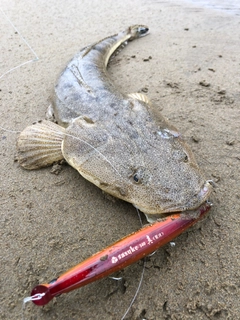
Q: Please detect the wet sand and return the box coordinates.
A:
[1,1,240,319]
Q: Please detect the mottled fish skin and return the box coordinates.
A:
[52,25,149,127]
[18,25,212,219]
[55,25,212,217]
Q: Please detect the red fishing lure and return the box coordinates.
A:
[28,201,211,306]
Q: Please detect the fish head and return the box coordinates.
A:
[127,156,212,218]
[62,108,212,219]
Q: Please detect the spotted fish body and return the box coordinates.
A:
[17,25,212,220]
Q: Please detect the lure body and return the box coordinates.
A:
[30,202,211,306]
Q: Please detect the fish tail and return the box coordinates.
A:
[17,120,65,170]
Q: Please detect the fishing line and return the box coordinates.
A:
[28,123,125,180]
[2,117,123,179]
[120,207,145,320]
[120,260,146,320]
[65,131,123,178]
[0,8,39,80]
[0,125,21,133]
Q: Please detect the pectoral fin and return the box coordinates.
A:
[128,92,151,105]
[17,120,65,170]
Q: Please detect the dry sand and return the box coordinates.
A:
[1,1,240,319]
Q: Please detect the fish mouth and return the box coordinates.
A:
[176,179,213,213]
[134,180,213,220]
[196,180,213,203]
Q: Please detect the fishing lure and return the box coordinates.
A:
[25,201,212,306]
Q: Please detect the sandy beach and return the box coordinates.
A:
[1,1,240,319]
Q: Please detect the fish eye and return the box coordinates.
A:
[138,27,149,35]
[133,173,140,183]
[130,167,147,184]
[184,154,188,162]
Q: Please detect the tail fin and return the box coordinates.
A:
[17,120,65,170]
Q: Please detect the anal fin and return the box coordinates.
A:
[17,120,65,170]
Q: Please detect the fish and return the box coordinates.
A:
[17,25,212,221]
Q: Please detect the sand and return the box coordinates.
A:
[1,1,240,319]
